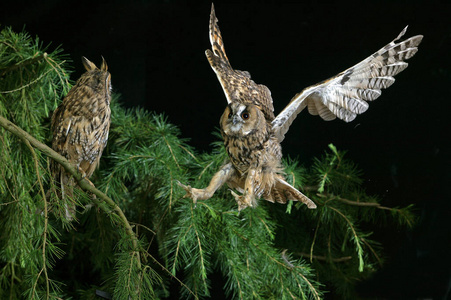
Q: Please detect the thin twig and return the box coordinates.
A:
[309,213,322,263]
[296,252,352,263]
[335,196,392,210]
[0,67,54,94]
[0,200,19,206]
[141,248,199,300]
[328,206,364,271]
[198,161,214,180]
[130,222,156,236]
[178,144,199,162]
[163,135,180,169]
[317,192,396,211]
[0,53,47,77]
[44,55,70,88]
[362,238,383,267]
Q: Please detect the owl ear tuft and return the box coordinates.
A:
[100,56,108,71]
[82,56,97,71]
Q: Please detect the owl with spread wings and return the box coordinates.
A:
[178,4,423,211]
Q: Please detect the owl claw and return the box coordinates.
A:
[177,181,202,207]
[176,181,193,199]
[76,166,87,179]
[230,190,253,211]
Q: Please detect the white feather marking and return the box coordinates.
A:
[65,119,71,136]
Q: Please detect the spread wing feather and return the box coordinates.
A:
[205,4,275,120]
[272,26,423,142]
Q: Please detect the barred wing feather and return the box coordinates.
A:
[272,26,423,142]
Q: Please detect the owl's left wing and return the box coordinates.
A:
[272,26,423,142]
[205,4,275,120]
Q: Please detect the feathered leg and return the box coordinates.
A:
[178,162,235,204]
[230,167,260,211]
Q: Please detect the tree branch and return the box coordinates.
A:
[296,252,352,263]
[0,115,141,268]
[0,52,48,77]
[318,192,393,211]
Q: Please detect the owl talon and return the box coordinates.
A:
[177,181,200,206]
[230,190,253,211]
[76,166,87,179]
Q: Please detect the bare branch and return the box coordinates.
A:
[296,252,352,263]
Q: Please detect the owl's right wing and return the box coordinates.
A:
[272,26,423,142]
[51,103,73,153]
[205,4,275,120]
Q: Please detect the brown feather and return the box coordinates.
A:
[50,56,112,220]
[179,6,421,212]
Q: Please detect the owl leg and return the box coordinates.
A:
[177,163,235,204]
[230,168,259,211]
[274,177,317,209]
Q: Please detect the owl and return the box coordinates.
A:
[51,56,112,220]
[178,4,423,211]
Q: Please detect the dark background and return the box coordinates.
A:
[1,0,450,298]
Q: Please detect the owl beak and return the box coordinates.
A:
[232,115,241,125]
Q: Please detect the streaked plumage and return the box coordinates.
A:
[179,4,422,210]
[51,56,112,220]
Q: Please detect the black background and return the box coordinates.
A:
[1,0,450,298]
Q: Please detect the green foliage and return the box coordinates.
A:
[0,26,416,299]
[0,26,72,299]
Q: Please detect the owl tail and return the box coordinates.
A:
[48,169,76,221]
[265,177,317,209]
[60,174,76,221]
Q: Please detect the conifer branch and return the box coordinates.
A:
[309,214,322,263]
[0,200,19,206]
[43,55,70,88]
[22,139,50,299]
[0,52,47,77]
[141,247,199,300]
[0,68,55,94]
[361,238,383,267]
[319,193,415,227]
[163,135,180,169]
[229,226,321,299]
[178,144,200,162]
[328,206,365,272]
[333,195,392,209]
[296,252,352,262]
[0,115,141,268]
[198,161,214,180]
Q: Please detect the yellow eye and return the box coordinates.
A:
[241,112,249,120]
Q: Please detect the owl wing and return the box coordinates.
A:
[205,4,275,121]
[272,26,423,142]
[51,103,71,153]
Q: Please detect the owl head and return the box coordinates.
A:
[220,102,266,137]
[79,56,112,101]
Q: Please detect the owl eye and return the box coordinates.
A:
[241,112,249,120]
[228,112,233,119]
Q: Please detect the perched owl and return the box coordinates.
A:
[178,5,423,211]
[51,56,112,220]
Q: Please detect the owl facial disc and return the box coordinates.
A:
[229,103,247,132]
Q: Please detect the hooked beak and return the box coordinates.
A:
[232,115,241,125]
